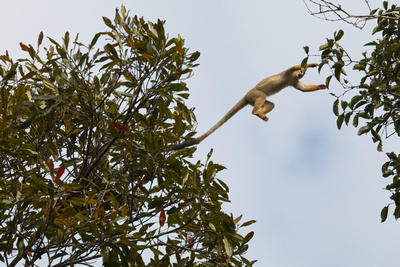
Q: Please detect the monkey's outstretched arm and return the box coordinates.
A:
[292,63,327,92]
[294,82,327,92]
[171,98,248,150]
[290,63,319,71]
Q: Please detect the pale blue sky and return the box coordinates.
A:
[2,1,399,266]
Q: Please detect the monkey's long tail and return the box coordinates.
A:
[171,98,248,150]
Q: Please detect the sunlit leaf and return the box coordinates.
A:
[121,4,126,19]
[358,125,370,135]
[223,237,232,257]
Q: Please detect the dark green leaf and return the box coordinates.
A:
[337,114,344,129]
[344,112,352,125]
[334,29,344,41]
[341,100,348,110]
[349,95,363,109]
[383,1,388,10]
[371,129,382,142]
[394,205,400,220]
[333,99,339,116]
[325,75,332,88]
[241,220,256,227]
[381,205,388,222]
[20,115,36,129]
[353,114,359,127]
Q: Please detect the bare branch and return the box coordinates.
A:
[304,0,400,29]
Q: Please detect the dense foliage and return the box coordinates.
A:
[0,6,255,266]
[311,1,400,222]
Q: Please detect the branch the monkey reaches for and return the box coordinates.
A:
[172,63,327,151]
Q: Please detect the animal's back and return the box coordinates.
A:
[253,72,292,95]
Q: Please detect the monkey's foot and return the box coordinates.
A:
[318,84,327,89]
[255,113,269,122]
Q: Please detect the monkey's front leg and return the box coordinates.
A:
[291,63,319,70]
[295,82,327,92]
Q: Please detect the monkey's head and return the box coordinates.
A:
[297,70,304,79]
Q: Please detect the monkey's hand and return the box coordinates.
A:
[318,84,327,90]
[307,63,319,68]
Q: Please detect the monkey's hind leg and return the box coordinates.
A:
[252,96,274,122]
[255,100,275,122]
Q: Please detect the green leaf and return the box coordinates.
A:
[358,125,370,135]
[371,129,382,142]
[337,114,344,129]
[325,75,332,88]
[334,29,344,41]
[354,100,368,110]
[352,114,359,127]
[104,43,118,57]
[382,166,393,177]
[20,115,36,129]
[344,112,352,126]
[223,237,233,257]
[394,205,400,220]
[300,57,308,71]
[349,95,363,109]
[42,80,58,92]
[377,141,383,152]
[333,99,339,116]
[103,16,113,28]
[341,100,348,110]
[241,220,256,227]
[383,1,388,10]
[64,32,70,50]
[243,231,254,243]
[32,95,58,100]
[334,65,342,80]
[189,51,200,61]
[89,32,102,49]
[206,149,213,161]
[381,205,388,222]
[319,43,330,51]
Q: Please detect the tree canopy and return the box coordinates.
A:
[306,0,400,222]
[0,6,255,266]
